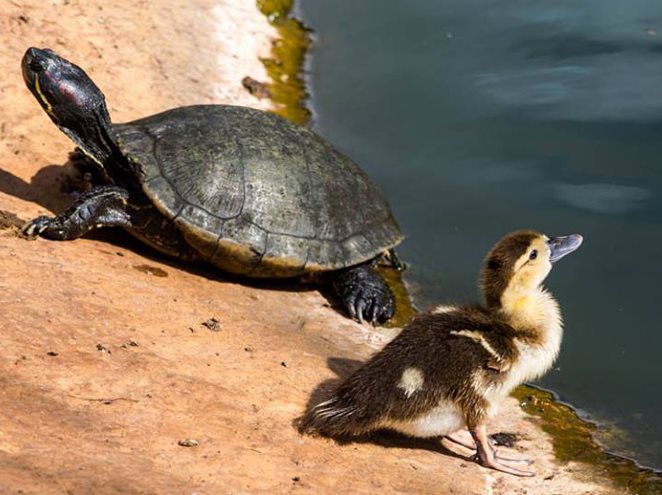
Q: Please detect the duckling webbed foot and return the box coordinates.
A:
[445,429,532,464]
[333,263,395,323]
[469,424,535,477]
[444,432,533,471]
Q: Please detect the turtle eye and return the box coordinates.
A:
[529,249,538,260]
[29,58,43,72]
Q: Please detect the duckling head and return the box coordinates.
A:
[481,230,583,309]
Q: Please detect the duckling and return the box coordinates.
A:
[298,230,583,477]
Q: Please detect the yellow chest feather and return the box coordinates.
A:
[484,288,563,408]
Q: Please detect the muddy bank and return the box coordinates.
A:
[0,1,625,493]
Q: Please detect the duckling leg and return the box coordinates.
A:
[444,429,532,464]
[469,423,535,477]
[444,429,477,450]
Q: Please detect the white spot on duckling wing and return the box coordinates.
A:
[397,367,425,398]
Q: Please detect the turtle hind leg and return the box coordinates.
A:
[333,263,396,324]
[382,248,406,271]
[23,185,132,240]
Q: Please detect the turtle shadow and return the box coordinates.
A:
[126,241,318,295]
[0,159,357,310]
[293,356,468,461]
[0,159,78,215]
[54,222,322,296]
[0,158,325,295]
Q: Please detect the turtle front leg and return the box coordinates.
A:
[23,185,132,240]
[333,263,395,324]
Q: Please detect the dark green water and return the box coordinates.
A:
[298,0,662,470]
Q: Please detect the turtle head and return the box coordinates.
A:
[22,47,115,167]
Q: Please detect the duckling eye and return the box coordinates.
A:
[529,250,538,260]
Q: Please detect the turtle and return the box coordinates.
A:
[20,47,404,323]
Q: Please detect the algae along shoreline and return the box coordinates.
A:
[257,0,311,125]
[515,385,662,494]
[293,1,662,493]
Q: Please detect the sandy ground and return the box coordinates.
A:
[0,1,622,493]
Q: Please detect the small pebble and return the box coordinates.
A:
[96,343,111,354]
[490,432,518,447]
[178,438,199,447]
[241,76,271,99]
[202,318,221,332]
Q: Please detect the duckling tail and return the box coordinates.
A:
[296,395,373,437]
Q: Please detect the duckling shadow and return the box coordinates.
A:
[347,430,462,460]
[298,357,363,410]
[295,356,466,461]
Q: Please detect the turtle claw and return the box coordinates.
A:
[22,216,52,238]
[356,299,368,323]
[333,264,396,324]
[368,301,381,323]
[345,294,358,320]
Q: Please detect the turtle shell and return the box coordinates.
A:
[112,105,402,278]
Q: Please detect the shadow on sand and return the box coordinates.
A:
[0,157,343,303]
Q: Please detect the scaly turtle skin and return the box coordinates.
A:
[21,47,404,323]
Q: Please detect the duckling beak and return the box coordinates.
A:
[548,234,583,264]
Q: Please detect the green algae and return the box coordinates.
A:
[376,265,417,328]
[256,0,311,125]
[513,385,662,494]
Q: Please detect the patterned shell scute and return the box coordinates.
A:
[113,105,402,276]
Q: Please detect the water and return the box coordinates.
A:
[298,0,662,469]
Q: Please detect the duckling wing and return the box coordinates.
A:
[447,329,512,372]
[299,309,520,437]
[420,309,519,373]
